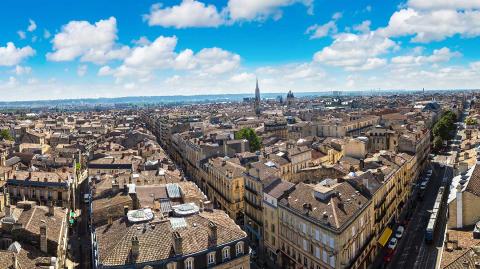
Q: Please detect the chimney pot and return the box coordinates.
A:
[209,221,218,246]
[40,220,48,253]
[173,231,183,255]
[131,236,139,259]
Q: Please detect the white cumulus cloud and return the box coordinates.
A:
[47,17,130,64]
[227,0,313,22]
[145,0,224,28]
[0,42,35,66]
[382,8,480,42]
[313,31,397,71]
[407,0,480,10]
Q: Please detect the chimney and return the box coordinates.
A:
[199,200,204,212]
[363,177,369,190]
[5,205,10,217]
[112,180,119,193]
[131,236,139,259]
[359,159,365,171]
[107,214,113,225]
[173,231,183,255]
[204,201,213,211]
[209,221,217,246]
[12,254,18,269]
[40,220,48,253]
[48,201,55,216]
[124,206,129,216]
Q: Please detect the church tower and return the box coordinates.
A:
[254,78,261,116]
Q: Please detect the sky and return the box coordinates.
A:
[1,0,480,101]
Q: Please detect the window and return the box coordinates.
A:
[329,238,335,248]
[236,242,244,255]
[315,229,320,241]
[222,247,230,261]
[166,262,177,269]
[185,258,194,269]
[329,255,335,267]
[303,239,308,251]
[315,246,320,259]
[207,252,216,265]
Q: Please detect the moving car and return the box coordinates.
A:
[420,181,428,190]
[84,193,90,204]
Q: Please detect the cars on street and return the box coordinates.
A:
[395,226,405,239]
[420,181,428,190]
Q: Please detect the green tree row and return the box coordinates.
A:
[432,110,457,150]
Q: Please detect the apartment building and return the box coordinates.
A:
[243,161,281,258]
[6,170,72,207]
[93,208,250,269]
[277,180,373,269]
[262,179,295,266]
[201,157,246,223]
[315,116,380,138]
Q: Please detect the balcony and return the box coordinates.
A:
[244,210,262,227]
[245,184,258,195]
[245,197,262,211]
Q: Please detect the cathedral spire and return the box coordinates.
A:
[254,78,260,116]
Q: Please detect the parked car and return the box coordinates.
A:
[384,251,394,263]
[395,226,405,239]
[388,238,398,251]
[420,181,428,190]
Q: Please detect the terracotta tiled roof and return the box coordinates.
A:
[95,210,246,266]
[466,165,480,197]
[280,182,369,230]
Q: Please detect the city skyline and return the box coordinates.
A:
[1,0,480,101]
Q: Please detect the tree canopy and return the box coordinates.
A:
[432,110,457,152]
[433,136,443,150]
[433,110,457,141]
[235,127,261,152]
[0,129,13,141]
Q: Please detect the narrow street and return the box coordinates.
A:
[383,114,462,269]
[386,160,452,269]
[66,171,91,269]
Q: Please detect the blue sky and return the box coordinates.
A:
[1,0,480,101]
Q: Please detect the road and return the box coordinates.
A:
[385,149,456,269]
[66,172,91,269]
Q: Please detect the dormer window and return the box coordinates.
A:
[185,257,194,269]
[236,242,244,255]
[207,251,216,265]
[222,246,230,261]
